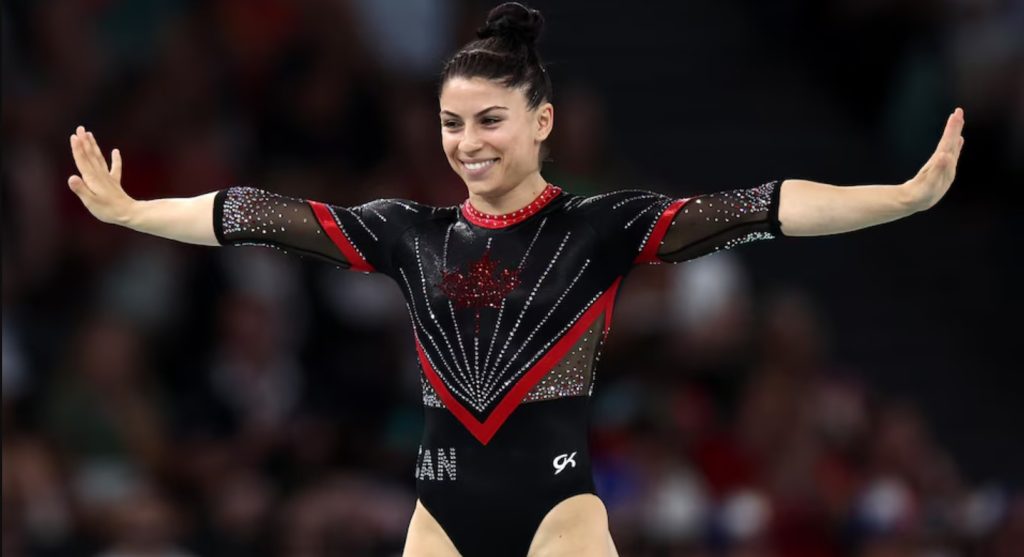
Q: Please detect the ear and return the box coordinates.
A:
[535,102,554,143]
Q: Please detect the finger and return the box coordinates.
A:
[68,174,95,196]
[76,126,92,154]
[70,134,93,173]
[76,126,100,163]
[949,109,964,142]
[85,131,100,158]
[938,112,961,154]
[70,133,103,177]
[110,148,122,182]
[953,108,965,160]
[86,132,109,168]
[80,128,111,176]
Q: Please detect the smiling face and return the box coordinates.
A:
[439,77,553,199]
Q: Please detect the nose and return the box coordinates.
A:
[459,125,483,153]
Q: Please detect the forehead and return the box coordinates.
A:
[439,77,527,114]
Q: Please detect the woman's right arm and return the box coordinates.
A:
[68,126,426,275]
[123,193,219,246]
[68,126,218,246]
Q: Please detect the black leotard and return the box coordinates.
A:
[213,180,786,556]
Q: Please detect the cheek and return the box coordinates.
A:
[441,134,458,157]
[504,130,533,167]
[492,128,524,159]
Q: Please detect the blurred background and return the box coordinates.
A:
[3,0,1022,555]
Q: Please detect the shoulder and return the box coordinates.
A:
[561,189,675,231]
[562,188,673,214]
[341,198,457,226]
[560,188,681,251]
[307,197,456,247]
[352,198,432,216]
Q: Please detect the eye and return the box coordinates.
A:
[481,117,501,125]
[441,120,461,129]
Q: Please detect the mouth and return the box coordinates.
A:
[460,158,500,176]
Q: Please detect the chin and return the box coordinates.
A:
[464,178,505,196]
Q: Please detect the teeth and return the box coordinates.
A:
[465,159,497,170]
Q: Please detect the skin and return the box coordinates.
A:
[904,107,966,212]
[403,75,618,556]
[777,108,966,237]
[66,76,965,557]
[404,495,619,557]
[439,76,554,216]
[65,105,964,244]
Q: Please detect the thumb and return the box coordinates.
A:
[110,148,122,182]
[68,174,93,196]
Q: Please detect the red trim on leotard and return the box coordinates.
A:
[416,276,624,445]
[633,198,689,265]
[602,276,622,337]
[461,184,562,229]
[308,201,375,273]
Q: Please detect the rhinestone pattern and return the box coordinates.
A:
[216,187,442,272]
[521,316,604,403]
[438,247,522,335]
[422,375,445,408]
[219,186,352,265]
[223,186,301,237]
[657,180,782,262]
[461,184,562,228]
[215,181,785,439]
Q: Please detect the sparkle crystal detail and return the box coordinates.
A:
[422,375,445,408]
[223,186,286,236]
[655,180,779,260]
[438,247,521,334]
[462,184,562,228]
[216,182,785,443]
[521,316,603,403]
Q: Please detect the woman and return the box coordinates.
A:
[67,3,964,556]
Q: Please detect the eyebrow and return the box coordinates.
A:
[439,106,509,118]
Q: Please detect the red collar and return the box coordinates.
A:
[461,184,562,229]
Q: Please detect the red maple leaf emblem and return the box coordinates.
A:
[438,248,521,333]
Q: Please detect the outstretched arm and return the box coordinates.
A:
[68,125,424,274]
[68,125,219,246]
[778,108,965,237]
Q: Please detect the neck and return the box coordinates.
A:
[467,172,548,215]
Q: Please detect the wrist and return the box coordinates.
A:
[117,198,142,227]
[896,180,924,214]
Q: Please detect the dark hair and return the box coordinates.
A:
[440,2,552,111]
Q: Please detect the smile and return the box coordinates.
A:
[462,158,499,170]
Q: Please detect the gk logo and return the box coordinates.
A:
[553,451,577,475]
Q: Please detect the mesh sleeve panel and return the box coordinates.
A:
[213,186,427,274]
[655,179,785,263]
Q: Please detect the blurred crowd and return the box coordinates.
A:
[3,0,1021,556]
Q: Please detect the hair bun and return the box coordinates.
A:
[477,2,544,46]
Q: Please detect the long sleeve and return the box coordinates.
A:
[579,180,785,275]
[653,179,785,263]
[213,186,427,275]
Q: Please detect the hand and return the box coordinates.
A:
[68,125,135,224]
[902,108,965,212]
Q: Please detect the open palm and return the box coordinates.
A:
[68,125,133,224]
[905,108,965,212]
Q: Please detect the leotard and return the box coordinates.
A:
[213,179,786,556]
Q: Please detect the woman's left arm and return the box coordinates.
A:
[779,108,965,237]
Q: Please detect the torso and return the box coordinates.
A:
[401,186,632,556]
[217,180,786,556]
